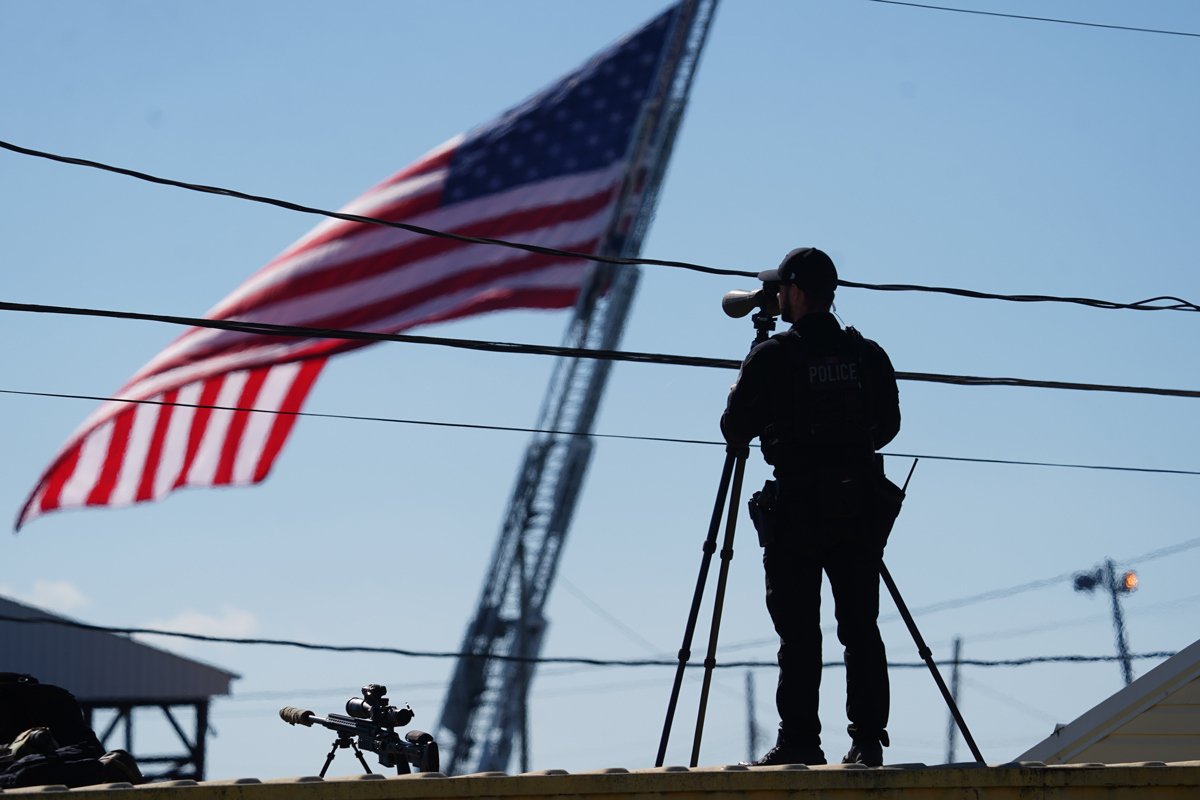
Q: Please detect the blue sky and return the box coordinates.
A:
[2,0,1198,776]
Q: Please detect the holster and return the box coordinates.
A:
[865,472,905,546]
[748,480,780,548]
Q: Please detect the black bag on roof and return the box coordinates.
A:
[0,673,103,754]
[0,673,138,788]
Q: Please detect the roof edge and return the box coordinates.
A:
[1017,637,1200,763]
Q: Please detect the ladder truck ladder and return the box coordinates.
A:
[436,1,718,774]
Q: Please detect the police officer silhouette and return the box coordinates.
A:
[722,247,900,767]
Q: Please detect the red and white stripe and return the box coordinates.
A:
[18,137,629,529]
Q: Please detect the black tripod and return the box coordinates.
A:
[654,316,985,767]
[654,311,774,769]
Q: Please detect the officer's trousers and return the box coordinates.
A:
[762,514,889,748]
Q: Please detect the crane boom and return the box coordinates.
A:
[436,0,718,774]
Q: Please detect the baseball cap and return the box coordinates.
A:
[757,247,838,292]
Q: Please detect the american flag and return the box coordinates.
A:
[17,4,682,530]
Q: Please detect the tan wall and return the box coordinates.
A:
[1072,676,1200,763]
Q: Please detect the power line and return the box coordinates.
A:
[0,613,1175,671]
[1118,536,1200,568]
[0,388,719,448]
[0,139,745,278]
[958,675,1058,725]
[219,675,675,718]
[906,536,1200,618]
[883,450,1200,477]
[9,535,1196,667]
[2,138,1196,314]
[742,653,1179,669]
[950,590,1200,647]
[223,671,686,709]
[719,535,1200,653]
[903,571,1079,617]
[903,535,1200,618]
[942,613,1107,647]
[838,279,1197,313]
[5,386,1199,477]
[720,575,1079,654]
[896,370,1200,400]
[5,300,1200,399]
[0,299,738,368]
[559,577,662,655]
[863,0,1200,39]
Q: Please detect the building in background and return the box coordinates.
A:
[1019,639,1200,764]
[1,596,236,780]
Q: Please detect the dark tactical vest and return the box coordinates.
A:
[763,326,876,479]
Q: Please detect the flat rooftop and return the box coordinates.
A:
[3,761,1199,799]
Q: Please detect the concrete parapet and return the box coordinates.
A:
[3,762,1200,799]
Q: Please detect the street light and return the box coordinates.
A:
[1122,571,1139,593]
[1074,559,1138,686]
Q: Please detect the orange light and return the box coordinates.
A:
[1123,571,1139,592]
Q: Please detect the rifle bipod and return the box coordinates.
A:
[320,735,373,778]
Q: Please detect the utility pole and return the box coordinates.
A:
[745,670,759,763]
[1074,558,1138,686]
[945,636,962,763]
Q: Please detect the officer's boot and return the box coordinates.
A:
[841,727,888,767]
[744,731,826,767]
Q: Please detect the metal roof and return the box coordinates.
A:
[0,595,237,702]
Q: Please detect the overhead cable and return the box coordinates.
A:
[882,450,1199,477]
[559,577,662,655]
[863,0,1200,39]
[910,535,1200,617]
[4,386,1199,477]
[4,300,1199,400]
[0,299,736,369]
[0,140,745,278]
[0,614,1175,670]
[0,388,718,447]
[957,675,1059,724]
[903,571,1080,617]
[838,279,1197,313]
[954,590,1200,647]
[2,139,1196,314]
[897,371,1200,399]
[721,534,1200,653]
[1118,535,1200,567]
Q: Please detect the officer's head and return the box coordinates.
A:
[758,247,838,323]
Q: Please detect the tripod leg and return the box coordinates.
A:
[880,562,986,764]
[655,447,741,767]
[690,450,748,767]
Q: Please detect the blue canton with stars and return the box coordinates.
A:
[444,5,680,205]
